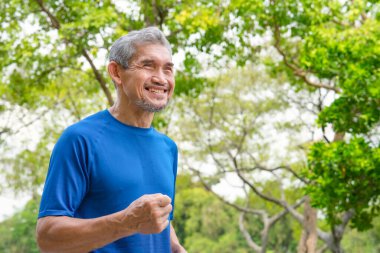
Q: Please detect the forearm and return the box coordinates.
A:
[36,211,134,253]
[170,224,186,253]
[37,194,172,253]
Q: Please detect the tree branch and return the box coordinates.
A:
[33,0,114,106]
[81,49,114,105]
[239,212,262,253]
[232,152,303,224]
[228,150,306,224]
[189,166,266,215]
[268,197,305,226]
[238,164,309,185]
[332,209,355,242]
[35,0,60,29]
[270,10,341,93]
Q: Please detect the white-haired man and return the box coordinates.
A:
[36,27,186,253]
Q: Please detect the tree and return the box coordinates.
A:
[171,66,315,252]
[173,174,250,253]
[172,60,379,252]
[262,1,380,251]
[223,1,380,251]
[173,173,300,253]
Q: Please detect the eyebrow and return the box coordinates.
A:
[136,59,153,65]
[139,59,174,67]
[165,62,174,68]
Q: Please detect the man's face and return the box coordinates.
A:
[118,43,175,112]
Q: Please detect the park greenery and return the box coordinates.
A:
[0,0,379,252]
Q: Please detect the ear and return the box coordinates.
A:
[108,61,122,87]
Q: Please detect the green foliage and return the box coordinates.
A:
[172,174,249,253]
[305,137,380,230]
[0,197,40,253]
[265,0,380,235]
[266,0,380,134]
[342,215,380,252]
[1,0,117,109]
[173,174,302,252]
[173,66,310,251]
[174,65,291,161]
[174,71,209,98]
[1,0,239,195]
[307,19,380,134]
[173,174,306,253]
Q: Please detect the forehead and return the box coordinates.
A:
[131,43,172,63]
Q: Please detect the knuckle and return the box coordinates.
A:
[152,193,161,199]
[141,200,152,209]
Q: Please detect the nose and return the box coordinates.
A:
[151,71,167,85]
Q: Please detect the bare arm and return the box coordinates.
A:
[170,223,187,253]
[36,194,172,253]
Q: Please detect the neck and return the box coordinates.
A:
[109,100,154,128]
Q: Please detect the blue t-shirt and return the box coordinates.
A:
[38,110,178,252]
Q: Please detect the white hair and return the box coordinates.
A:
[108,27,172,69]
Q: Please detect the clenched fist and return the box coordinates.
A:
[118,194,172,235]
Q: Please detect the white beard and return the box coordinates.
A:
[134,98,170,112]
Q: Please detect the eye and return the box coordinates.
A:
[164,66,174,74]
[143,63,153,68]
[139,60,155,69]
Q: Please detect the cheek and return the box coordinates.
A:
[169,80,175,95]
[122,77,146,97]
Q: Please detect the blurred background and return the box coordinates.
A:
[0,0,379,252]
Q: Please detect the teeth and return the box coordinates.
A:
[149,88,165,94]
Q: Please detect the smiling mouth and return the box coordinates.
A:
[145,87,167,94]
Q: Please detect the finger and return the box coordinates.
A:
[146,194,171,204]
[150,204,173,217]
[157,195,171,207]
[165,203,173,214]
[151,204,172,221]
[155,212,171,224]
[157,204,172,217]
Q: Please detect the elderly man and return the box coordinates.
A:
[36,27,186,253]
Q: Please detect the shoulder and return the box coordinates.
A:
[59,110,108,144]
[152,129,178,152]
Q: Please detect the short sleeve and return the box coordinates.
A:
[38,128,90,218]
[169,141,178,220]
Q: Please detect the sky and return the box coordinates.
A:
[0,194,29,221]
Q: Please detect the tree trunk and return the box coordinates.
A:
[297,196,317,253]
[328,225,346,253]
[330,244,345,253]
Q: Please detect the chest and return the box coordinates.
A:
[88,135,175,204]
